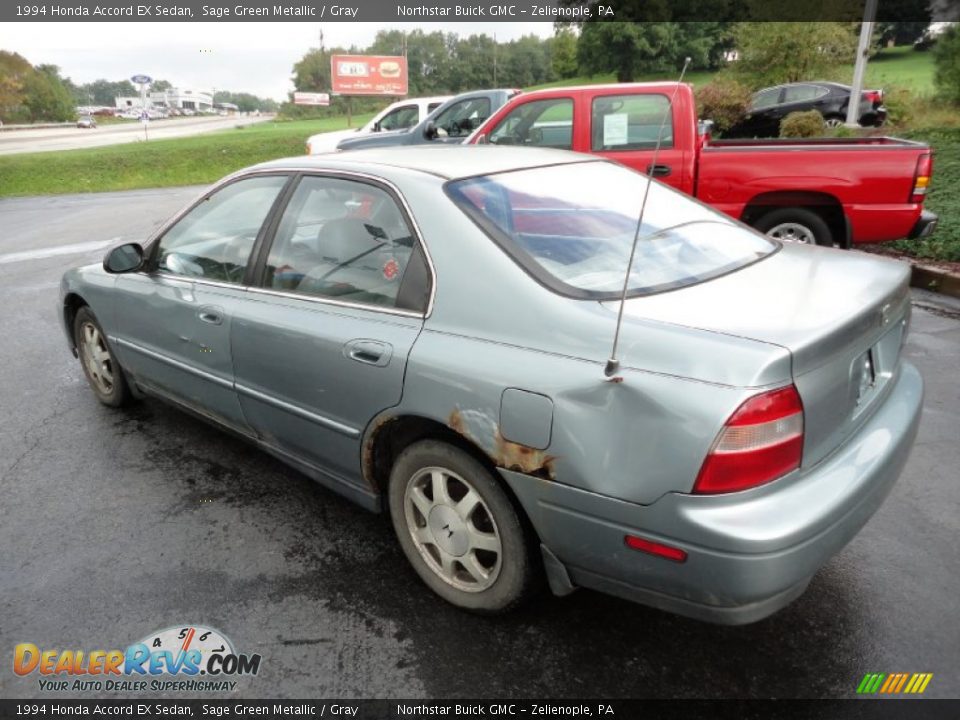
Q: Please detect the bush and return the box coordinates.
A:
[695,77,752,133]
[880,86,915,129]
[780,110,825,138]
[933,25,960,104]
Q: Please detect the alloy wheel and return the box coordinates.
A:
[80,322,115,395]
[403,466,503,592]
[766,222,816,244]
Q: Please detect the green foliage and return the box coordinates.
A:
[779,110,826,138]
[22,65,75,122]
[732,22,858,86]
[577,22,730,82]
[695,77,752,132]
[933,24,960,104]
[550,28,579,79]
[880,85,915,127]
[893,128,960,261]
[0,51,34,122]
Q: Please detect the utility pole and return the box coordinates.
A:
[846,0,878,127]
[493,33,498,87]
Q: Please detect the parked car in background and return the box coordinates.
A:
[61,146,922,623]
[336,89,520,152]
[306,96,451,155]
[724,82,887,138]
[76,116,97,129]
[470,82,934,247]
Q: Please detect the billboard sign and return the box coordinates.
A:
[330,55,408,96]
[293,92,331,106]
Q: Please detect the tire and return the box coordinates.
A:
[73,306,132,407]
[388,439,540,614]
[823,115,845,129]
[754,207,833,247]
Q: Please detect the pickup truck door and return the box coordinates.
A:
[581,89,690,192]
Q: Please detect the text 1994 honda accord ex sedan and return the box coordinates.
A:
[60,146,923,624]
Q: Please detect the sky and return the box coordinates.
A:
[1,22,555,101]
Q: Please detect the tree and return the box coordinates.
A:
[151,79,173,92]
[731,22,858,87]
[23,64,76,121]
[577,22,730,82]
[934,24,960,104]
[0,51,34,122]
[549,27,579,79]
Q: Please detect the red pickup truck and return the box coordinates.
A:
[469,83,937,247]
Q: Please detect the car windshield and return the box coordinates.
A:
[445,161,775,299]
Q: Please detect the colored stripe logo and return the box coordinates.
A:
[857,673,933,694]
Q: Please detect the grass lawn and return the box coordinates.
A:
[0,115,373,198]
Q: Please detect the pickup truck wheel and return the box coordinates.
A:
[755,208,832,246]
[824,115,845,129]
[388,440,539,614]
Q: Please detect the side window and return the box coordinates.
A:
[752,88,782,110]
[155,175,287,284]
[782,84,829,104]
[427,102,444,113]
[592,94,673,151]
[379,105,419,131]
[432,97,492,138]
[489,98,573,149]
[263,176,428,311]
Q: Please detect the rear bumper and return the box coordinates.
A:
[502,361,923,625]
[908,209,939,239]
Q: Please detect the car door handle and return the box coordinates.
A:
[198,305,224,325]
[646,164,672,177]
[343,339,392,367]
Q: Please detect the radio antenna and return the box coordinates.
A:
[604,57,692,379]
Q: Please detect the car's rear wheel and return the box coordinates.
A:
[755,208,833,247]
[388,439,540,613]
[823,115,845,129]
[74,306,131,407]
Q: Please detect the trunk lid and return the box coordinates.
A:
[609,244,911,468]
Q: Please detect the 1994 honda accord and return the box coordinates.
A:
[60,146,923,623]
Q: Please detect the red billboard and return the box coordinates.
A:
[330,55,408,96]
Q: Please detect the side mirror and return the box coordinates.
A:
[103,243,144,274]
[698,119,716,137]
[423,121,439,141]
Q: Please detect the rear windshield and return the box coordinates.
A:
[445,161,775,299]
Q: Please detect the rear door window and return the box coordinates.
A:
[591,94,673,151]
[261,175,429,312]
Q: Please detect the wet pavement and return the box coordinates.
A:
[1,188,958,700]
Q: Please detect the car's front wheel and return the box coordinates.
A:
[74,306,132,407]
[388,440,540,613]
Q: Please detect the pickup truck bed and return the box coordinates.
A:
[471,83,936,247]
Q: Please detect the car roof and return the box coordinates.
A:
[519,81,687,98]
[251,145,598,181]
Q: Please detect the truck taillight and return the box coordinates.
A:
[694,385,804,494]
[864,89,883,106]
[911,153,933,204]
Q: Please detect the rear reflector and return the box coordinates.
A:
[625,535,687,563]
[694,385,804,494]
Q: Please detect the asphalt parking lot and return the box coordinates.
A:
[1,187,958,700]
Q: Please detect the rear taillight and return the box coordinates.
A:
[911,153,933,203]
[863,88,883,107]
[694,385,804,494]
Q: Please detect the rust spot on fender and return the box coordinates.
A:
[362,415,395,490]
[495,431,556,481]
[447,408,556,481]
